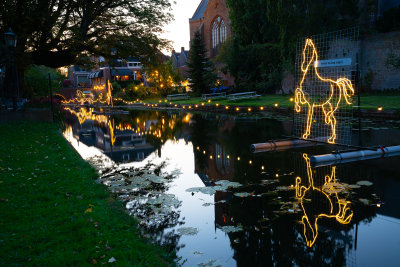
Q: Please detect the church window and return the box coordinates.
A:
[220,20,226,43]
[212,21,219,49]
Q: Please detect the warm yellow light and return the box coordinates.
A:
[197,146,200,150]
[249,160,252,164]
[217,155,220,158]
[209,155,213,159]
[236,107,240,111]
[201,103,205,106]
[377,203,381,207]
[377,106,383,111]
[195,105,198,108]
[227,155,230,159]
[274,103,278,107]
[248,108,251,112]
[203,150,206,154]
[275,174,279,178]
[260,107,264,110]
[294,38,355,144]
[225,106,229,110]
[261,166,264,170]
[208,100,211,103]
[290,98,294,102]
[295,154,353,247]
[216,103,219,107]
[237,157,240,161]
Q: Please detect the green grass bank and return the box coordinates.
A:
[0,122,174,266]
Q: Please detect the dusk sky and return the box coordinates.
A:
[161,0,201,54]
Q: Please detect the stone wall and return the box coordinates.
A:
[360,31,400,90]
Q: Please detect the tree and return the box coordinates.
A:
[0,0,172,69]
[24,65,64,98]
[145,59,183,96]
[223,0,362,93]
[187,31,216,95]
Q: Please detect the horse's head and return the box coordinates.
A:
[301,39,318,73]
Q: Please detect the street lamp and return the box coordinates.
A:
[3,28,19,109]
[4,28,17,48]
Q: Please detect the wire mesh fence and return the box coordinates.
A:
[293,27,360,145]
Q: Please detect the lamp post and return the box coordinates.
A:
[4,28,19,110]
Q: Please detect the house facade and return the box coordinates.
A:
[189,0,234,86]
[171,47,189,78]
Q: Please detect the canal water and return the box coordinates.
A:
[62,107,400,267]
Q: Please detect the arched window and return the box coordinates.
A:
[212,21,219,49]
[220,20,227,44]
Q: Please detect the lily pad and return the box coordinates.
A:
[147,194,181,206]
[347,184,361,189]
[147,176,168,184]
[220,225,243,233]
[359,198,370,205]
[356,180,373,186]
[186,187,217,195]
[234,192,251,198]
[177,227,199,236]
[215,180,242,188]
[197,259,221,267]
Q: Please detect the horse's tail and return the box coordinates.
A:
[336,78,354,105]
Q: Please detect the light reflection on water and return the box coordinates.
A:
[63,107,400,267]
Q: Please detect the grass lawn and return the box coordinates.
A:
[0,122,174,266]
[143,94,399,110]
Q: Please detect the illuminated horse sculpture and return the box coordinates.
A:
[294,39,355,144]
[295,154,353,247]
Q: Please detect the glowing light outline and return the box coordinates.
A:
[294,39,355,144]
[295,154,353,247]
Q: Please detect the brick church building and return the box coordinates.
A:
[189,0,234,86]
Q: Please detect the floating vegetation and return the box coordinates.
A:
[347,184,361,189]
[276,186,294,191]
[186,187,217,195]
[214,180,242,188]
[197,259,222,267]
[234,192,251,198]
[177,227,199,236]
[357,181,374,186]
[220,225,243,233]
[359,198,371,205]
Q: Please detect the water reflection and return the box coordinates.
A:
[63,107,192,163]
[295,154,353,247]
[62,108,400,266]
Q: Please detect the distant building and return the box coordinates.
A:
[89,58,143,92]
[171,47,189,78]
[189,0,234,86]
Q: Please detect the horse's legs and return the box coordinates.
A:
[303,105,313,139]
[327,113,337,143]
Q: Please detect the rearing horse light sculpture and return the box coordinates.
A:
[295,154,353,247]
[294,39,355,144]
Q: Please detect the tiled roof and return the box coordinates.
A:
[190,0,209,21]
